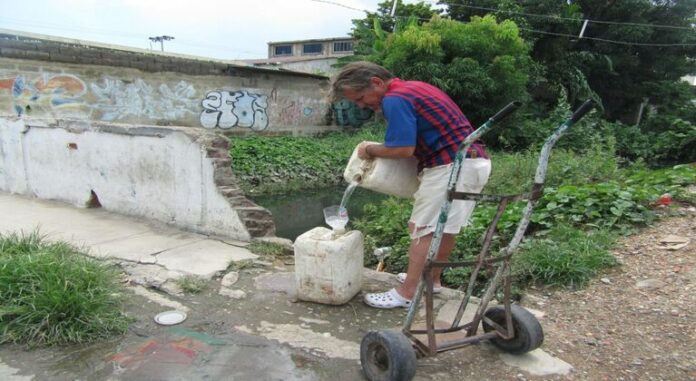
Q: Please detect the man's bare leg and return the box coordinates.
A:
[396,224,456,299]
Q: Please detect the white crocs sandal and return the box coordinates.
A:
[396,273,443,294]
[363,288,411,309]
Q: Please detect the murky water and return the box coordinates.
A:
[251,185,388,240]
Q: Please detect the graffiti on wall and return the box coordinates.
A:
[0,72,199,122]
[200,90,269,131]
[90,78,197,121]
[0,73,87,115]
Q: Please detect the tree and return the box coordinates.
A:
[441,0,696,123]
[349,0,440,58]
[378,15,533,127]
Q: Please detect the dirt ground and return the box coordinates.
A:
[516,205,696,381]
[0,204,692,381]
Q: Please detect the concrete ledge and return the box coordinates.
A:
[0,117,275,240]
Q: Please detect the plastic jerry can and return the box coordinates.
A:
[294,227,364,305]
[343,141,419,198]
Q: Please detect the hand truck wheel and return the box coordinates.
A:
[482,304,544,354]
[360,330,416,381]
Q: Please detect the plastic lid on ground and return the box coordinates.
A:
[154,310,187,325]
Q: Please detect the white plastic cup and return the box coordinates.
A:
[323,205,349,233]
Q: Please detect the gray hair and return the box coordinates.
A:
[329,61,394,102]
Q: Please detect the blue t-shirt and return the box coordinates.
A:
[382,78,487,171]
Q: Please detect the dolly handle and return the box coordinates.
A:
[570,99,595,123]
[489,101,522,123]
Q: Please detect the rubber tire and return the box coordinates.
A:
[360,330,417,381]
[482,304,544,354]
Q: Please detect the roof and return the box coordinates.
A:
[267,36,354,45]
[241,55,342,65]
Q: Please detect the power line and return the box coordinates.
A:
[428,1,696,32]
[517,27,696,47]
[367,13,696,47]
[309,0,695,47]
[309,0,366,12]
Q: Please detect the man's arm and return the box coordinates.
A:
[358,142,414,160]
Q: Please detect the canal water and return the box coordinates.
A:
[250,185,389,241]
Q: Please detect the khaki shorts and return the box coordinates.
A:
[410,159,491,239]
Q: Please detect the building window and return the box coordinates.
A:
[333,41,353,53]
[303,43,323,54]
[274,45,292,56]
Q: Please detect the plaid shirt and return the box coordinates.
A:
[382,78,488,171]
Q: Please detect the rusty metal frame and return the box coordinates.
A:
[400,100,595,358]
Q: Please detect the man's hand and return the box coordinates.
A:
[357,141,374,160]
[357,142,415,160]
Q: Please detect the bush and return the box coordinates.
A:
[352,159,695,289]
[352,197,413,271]
[0,232,130,346]
[230,122,385,195]
[485,143,620,195]
[612,81,696,166]
[513,224,618,288]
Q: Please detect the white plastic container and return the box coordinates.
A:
[343,141,420,198]
[294,227,364,305]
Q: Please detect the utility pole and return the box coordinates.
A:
[148,35,175,52]
[390,0,399,33]
[390,0,398,17]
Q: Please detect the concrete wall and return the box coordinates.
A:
[0,29,338,136]
[0,30,347,241]
[0,117,274,240]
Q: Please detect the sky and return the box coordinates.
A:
[0,0,411,61]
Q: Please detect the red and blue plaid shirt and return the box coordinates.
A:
[382,78,488,171]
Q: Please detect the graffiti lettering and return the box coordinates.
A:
[200,90,269,131]
[90,79,197,121]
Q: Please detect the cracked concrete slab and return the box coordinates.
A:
[130,285,190,312]
[155,239,257,277]
[89,231,208,261]
[0,193,257,281]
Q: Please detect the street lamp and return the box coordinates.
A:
[148,35,175,52]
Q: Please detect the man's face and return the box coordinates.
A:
[341,77,388,111]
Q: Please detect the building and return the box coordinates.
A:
[243,37,355,75]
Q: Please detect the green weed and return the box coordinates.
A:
[0,231,130,346]
[513,224,618,288]
[247,241,289,258]
[175,276,208,294]
[230,122,385,195]
[226,259,255,272]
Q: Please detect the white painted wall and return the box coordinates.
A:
[0,117,251,241]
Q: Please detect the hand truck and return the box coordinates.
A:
[360,100,595,381]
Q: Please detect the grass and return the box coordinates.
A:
[247,241,290,258]
[0,231,131,346]
[226,259,255,272]
[175,275,208,294]
[513,224,619,289]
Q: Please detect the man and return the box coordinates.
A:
[330,61,491,309]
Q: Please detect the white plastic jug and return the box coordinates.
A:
[343,141,419,198]
[294,227,363,305]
